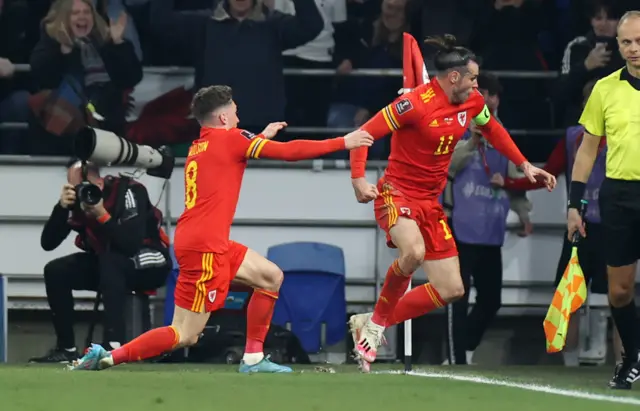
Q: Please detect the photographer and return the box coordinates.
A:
[29,160,170,364]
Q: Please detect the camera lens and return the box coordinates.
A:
[76,182,102,206]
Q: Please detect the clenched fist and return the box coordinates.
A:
[352,177,379,204]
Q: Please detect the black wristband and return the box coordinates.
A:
[568,181,586,209]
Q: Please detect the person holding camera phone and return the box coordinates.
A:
[556,0,625,126]
[29,159,171,364]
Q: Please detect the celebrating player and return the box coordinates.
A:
[348,35,556,371]
[70,85,373,373]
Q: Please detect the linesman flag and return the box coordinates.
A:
[543,201,588,353]
[401,33,429,93]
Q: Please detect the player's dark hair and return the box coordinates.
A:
[424,34,479,73]
[191,85,234,124]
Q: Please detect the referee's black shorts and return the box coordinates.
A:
[556,222,607,294]
[599,177,640,267]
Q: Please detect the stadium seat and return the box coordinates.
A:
[268,242,347,354]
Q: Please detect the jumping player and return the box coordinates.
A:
[70,85,373,373]
[348,35,557,371]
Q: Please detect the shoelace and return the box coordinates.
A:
[364,323,385,347]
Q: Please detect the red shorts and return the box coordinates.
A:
[174,241,248,313]
[374,179,458,260]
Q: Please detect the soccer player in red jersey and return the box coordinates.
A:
[70,85,373,373]
[347,35,557,371]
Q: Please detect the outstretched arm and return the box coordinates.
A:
[475,110,527,167]
[245,135,346,161]
[503,137,567,191]
[351,94,422,178]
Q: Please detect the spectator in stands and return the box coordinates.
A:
[30,160,170,364]
[97,0,144,61]
[441,73,532,365]
[469,0,551,162]
[0,0,34,154]
[148,0,323,134]
[273,0,350,131]
[28,0,142,155]
[555,0,624,126]
[327,0,412,159]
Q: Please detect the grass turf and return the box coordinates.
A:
[1,364,639,411]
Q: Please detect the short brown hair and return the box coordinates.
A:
[191,85,233,124]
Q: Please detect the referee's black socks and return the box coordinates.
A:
[610,301,639,360]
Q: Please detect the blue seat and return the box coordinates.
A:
[268,242,347,354]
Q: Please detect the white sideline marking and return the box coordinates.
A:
[381,370,640,406]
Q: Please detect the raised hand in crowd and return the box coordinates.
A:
[109,11,128,44]
[584,43,611,71]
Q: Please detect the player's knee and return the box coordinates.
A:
[439,282,465,303]
[175,329,200,347]
[263,266,284,292]
[398,243,425,272]
[609,282,634,307]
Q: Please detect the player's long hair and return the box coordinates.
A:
[424,34,479,72]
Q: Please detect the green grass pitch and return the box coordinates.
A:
[1,364,640,411]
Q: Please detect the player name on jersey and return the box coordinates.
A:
[188,141,210,157]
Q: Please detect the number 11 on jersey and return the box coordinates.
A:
[185,160,198,209]
[434,135,453,155]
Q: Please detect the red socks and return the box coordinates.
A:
[387,283,446,326]
[109,289,279,365]
[245,289,278,353]
[111,326,179,365]
[371,260,412,326]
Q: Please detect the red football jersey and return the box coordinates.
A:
[173,127,259,253]
[174,127,346,253]
[353,78,526,199]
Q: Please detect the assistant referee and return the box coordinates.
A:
[569,10,640,390]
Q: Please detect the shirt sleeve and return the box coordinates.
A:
[361,91,424,138]
[351,91,424,178]
[579,82,605,137]
[100,184,148,257]
[503,137,567,191]
[227,129,265,160]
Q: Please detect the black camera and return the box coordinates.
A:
[75,181,102,206]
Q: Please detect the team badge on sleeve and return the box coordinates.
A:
[395,99,413,115]
[240,130,256,139]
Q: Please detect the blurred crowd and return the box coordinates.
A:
[0,0,637,161]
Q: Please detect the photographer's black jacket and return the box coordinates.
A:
[41,177,167,260]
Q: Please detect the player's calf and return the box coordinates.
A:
[234,249,291,372]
